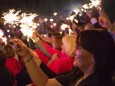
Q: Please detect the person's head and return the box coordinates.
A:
[74,30,115,80]
[38,16,45,23]
[61,35,76,57]
[51,33,63,50]
[0,50,6,66]
[84,23,94,30]
[3,44,15,58]
[0,50,14,86]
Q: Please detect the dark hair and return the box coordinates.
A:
[0,51,14,86]
[3,44,15,58]
[0,50,6,66]
[52,33,63,50]
[77,30,115,81]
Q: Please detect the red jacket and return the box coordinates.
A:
[36,42,74,74]
[6,58,21,77]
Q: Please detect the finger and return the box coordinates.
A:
[99,17,104,26]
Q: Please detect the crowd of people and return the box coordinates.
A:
[0,4,115,86]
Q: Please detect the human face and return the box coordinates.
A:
[74,46,94,70]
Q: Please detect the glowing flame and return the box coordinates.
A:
[82,4,89,9]
[61,23,70,31]
[53,12,57,16]
[0,30,7,44]
[0,29,4,38]
[69,29,73,35]
[20,13,38,38]
[90,0,101,7]
[2,9,20,26]
[2,37,7,44]
[69,15,75,22]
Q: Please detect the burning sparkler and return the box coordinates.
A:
[0,29,7,44]
[82,4,89,9]
[2,9,21,26]
[0,29,4,38]
[20,13,38,38]
[90,0,101,7]
[61,23,70,31]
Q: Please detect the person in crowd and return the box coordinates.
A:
[51,33,63,50]
[2,44,21,77]
[34,33,76,74]
[84,23,94,30]
[14,29,115,86]
[34,32,63,65]
[0,50,14,86]
[97,5,115,41]
[0,38,4,50]
[85,8,101,29]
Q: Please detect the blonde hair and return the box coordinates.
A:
[62,35,76,57]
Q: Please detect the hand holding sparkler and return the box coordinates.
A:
[99,17,112,30]
[13,39,31,57]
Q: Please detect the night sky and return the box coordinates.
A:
[0,0,115,22]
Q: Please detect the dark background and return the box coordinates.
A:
[0,0,115,22]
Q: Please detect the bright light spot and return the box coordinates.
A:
[53,12,57,16]
[53,23,56,26]
[90,0,101,7]
[82,4,89,9]
[50,18,54,22]
[61,23,70,31]
[44,18,48,22]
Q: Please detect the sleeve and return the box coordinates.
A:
[6,59,21,77]
[40,62,57,78]
[48,58,73,74]
[55,73,70,86]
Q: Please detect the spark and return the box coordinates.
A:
[2,9,20,26]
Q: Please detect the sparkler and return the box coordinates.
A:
[20,13,38,38]
[82,4,89,9]
[69,15,75,22]
[73,10,78,15]
[2,37,7,45]
[61,23,70,31]
[0,29,4,38]
[2,9,20,26]
[90,0,101,7]
[74,19,78,23]
[0,29,7,44]
[69,29,73,35]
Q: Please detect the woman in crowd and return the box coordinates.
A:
[34,33,76,74]
[35,33,63,65]
[0,50,14,86]
[14,28,115,86]
[2,44,21,77]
